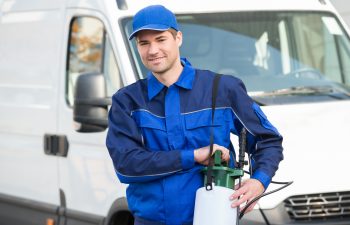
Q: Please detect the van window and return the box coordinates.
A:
[66,17,122,106]
[123,12,350,105]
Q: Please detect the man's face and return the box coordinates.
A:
[136,29,182,76]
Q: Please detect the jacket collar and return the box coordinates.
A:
[147,58,195,100]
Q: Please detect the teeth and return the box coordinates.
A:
[149,57,164,61]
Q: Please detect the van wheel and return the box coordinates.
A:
[108,211,134,225]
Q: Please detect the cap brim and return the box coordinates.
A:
[128,24,170,40]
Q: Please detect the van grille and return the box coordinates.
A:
[284,191,350,221]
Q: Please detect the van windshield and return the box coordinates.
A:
[123,11,350,105]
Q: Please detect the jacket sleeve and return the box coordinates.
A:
[224,75,284,190]
[106,90,195,184]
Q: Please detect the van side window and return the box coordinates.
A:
[66,17,122,106]
[104,33,123,96]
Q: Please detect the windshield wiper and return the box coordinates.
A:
[251,85,350,99]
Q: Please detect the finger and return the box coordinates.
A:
[234,183,240,190]
[211,147,219,156]
[230,185,247,200]
[222,154,229,162]
[213,145,229,158]
[223,151,230,161]
[221,151,227,160]
[212,144,219,153]
[222,151,230,161]
[241,200,257,213]
[231,194,249,208]
[221,155,228,161]
[248,202,257,212]
[216,145,229,153]
[219,148,229,158]
[202,158,209,165]
[213,144,228,151]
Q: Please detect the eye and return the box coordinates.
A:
[138,42,149,46]
[157,38,166,42]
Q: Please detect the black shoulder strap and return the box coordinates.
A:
[205,73,222,191]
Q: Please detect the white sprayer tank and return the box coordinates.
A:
[193,185,238,225]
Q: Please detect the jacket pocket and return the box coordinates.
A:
[185,109,224,130]
[184,109,226,148]
[132,110,166,131]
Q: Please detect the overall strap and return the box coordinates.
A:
[205,73,222,191]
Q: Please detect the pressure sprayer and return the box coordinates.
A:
[193,128,247,225]
[193,74,292,225]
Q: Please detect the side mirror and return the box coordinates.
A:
[73,72,112,132]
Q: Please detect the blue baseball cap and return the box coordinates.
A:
[129,5,179,40]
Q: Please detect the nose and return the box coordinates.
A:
[148,42,159,55]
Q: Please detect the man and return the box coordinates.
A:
[106,5,283,225]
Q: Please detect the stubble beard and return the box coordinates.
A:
[147,55,177,77]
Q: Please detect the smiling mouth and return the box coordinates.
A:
[148,56,166,62]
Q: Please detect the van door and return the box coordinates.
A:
[0,4,61,224]
[57,9,125,224]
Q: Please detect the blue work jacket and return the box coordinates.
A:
[106,59,283,225]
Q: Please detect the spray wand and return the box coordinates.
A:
[236,128,248,223]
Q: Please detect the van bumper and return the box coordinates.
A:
[240,203,350,225]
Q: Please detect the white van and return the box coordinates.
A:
[0,0,350,224]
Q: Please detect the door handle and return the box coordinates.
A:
[44,134,69,157]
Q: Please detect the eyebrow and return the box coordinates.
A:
[155,35,167,40]
[137,34,168,43]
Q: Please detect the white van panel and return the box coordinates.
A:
[0,4,63,208]
[57,135,125,215]
[0,133,60,205]
[0,0,62,12]
[0,8,62,134]
[259,101,350,209]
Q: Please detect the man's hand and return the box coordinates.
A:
[230,179,265,213]
[194,144,230,165]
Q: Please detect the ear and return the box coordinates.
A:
[176,31,183,47]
